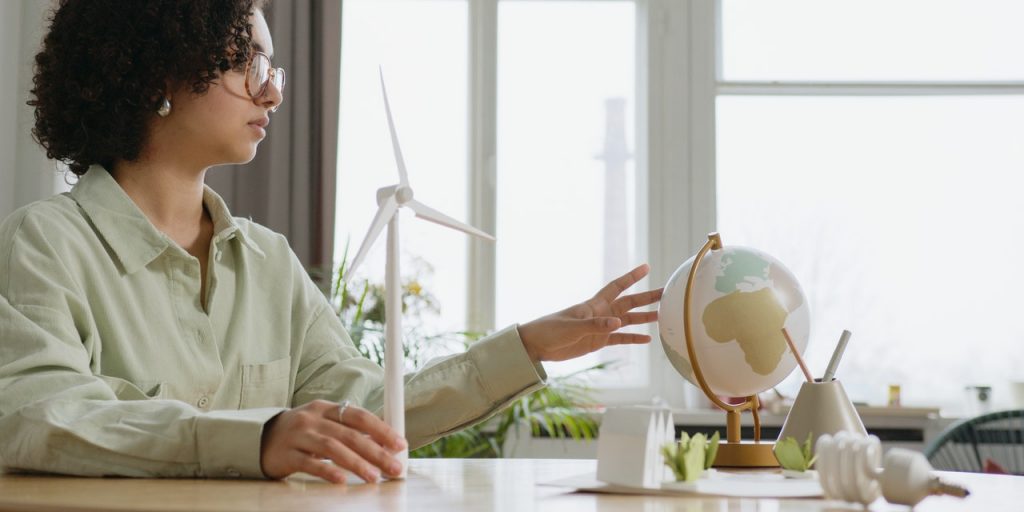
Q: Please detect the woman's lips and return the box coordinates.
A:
[248,117,269,138]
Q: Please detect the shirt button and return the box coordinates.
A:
[197,396,210,409]
[226,467,241,478]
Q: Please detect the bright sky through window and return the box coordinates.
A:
[336,1,643,385]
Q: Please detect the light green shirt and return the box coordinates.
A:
[0,166,546,478]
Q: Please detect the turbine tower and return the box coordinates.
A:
[344,69,495,478]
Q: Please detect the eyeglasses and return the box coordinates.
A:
[244,51,285,112]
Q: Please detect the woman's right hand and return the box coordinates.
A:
[259,400,407,483]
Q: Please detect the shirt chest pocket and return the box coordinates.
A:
[239,356,292,409]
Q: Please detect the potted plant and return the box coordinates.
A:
[330,243,605,458]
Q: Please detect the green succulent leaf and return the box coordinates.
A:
[683,433,707,481]
[704,431,720,470]
[773,437,805,470]
[801,431,814,462]
[663,431,721,482]
[661,444,686,482]
[773,433,817,471]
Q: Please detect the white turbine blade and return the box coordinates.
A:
[344,195,399,282]
[407,199,495,241]
[379,67,409,187]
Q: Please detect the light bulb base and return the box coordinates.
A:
[930,477,970,498]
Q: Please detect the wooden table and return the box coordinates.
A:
[0,458,1020,511]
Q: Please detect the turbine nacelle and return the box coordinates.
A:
[344,67,494,290]
[376,185,414,207]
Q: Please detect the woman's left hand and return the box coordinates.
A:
[517,264,663,362]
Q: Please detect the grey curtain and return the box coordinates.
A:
[206,0,342,285]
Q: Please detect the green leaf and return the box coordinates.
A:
[330,252,608,461]
[682,433,707,481]
[773,434,816,471]
[662,444,686,481]
[663,431,718,482]
[773,437,804,470]
[704,431,720,470]
[801,432,814,463]
[676,432,690,476]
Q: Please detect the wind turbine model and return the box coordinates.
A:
[344,69,495,478]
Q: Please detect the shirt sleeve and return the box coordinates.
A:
[291,286,548,451]
[0,209,279,479]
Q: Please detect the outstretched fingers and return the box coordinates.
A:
[594,264,650,302]
[607,332,652,345]
[622,310,658,325]
[612,287,663,315]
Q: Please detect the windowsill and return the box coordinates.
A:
[668,406,952,448]
[671,405,942,428]
[502,406,959,458]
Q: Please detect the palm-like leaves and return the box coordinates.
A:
[331,240,603,458]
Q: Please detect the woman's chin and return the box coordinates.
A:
[228,144,260,165]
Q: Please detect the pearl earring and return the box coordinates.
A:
[157,97,172,117]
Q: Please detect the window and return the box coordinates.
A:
[336,1,469,334]
[336,0,647,393]
[495,1,643,385]
[337,1,1022,413]
[715,0,1024,413]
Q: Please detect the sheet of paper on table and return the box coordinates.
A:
[543,470,824,499]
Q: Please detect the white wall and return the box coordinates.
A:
[1,0,59,220]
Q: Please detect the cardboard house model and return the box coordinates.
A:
[597,406,675,489]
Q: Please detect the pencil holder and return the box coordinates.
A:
[777,378,866,447]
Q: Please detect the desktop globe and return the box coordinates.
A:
[659,235,810,397]
[658,233,810,467]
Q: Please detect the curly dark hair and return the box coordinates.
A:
[29,0,266,176]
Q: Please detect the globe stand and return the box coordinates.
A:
[683,233,779,468]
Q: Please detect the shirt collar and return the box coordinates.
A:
[200,180,265,258]
[70,165,264,274]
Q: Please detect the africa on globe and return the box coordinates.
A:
[658,236,810,399]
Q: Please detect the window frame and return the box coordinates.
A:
[709,1,1024,409]
[464,0,1024,407]
[464,0,712,407]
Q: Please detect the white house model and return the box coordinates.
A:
[597,406,675,489]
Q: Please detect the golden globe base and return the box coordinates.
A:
[713,441,780,468]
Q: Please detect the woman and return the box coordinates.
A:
[0,0,662,484]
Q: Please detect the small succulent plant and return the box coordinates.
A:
[661,431,720,482]
[773,432,818,471]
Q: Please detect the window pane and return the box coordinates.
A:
[716,95,1024,412]
[496,1,645,385]
[336,1,468,335]
[722,0,1024,82]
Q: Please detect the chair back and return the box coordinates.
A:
[924,409,1024,475]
